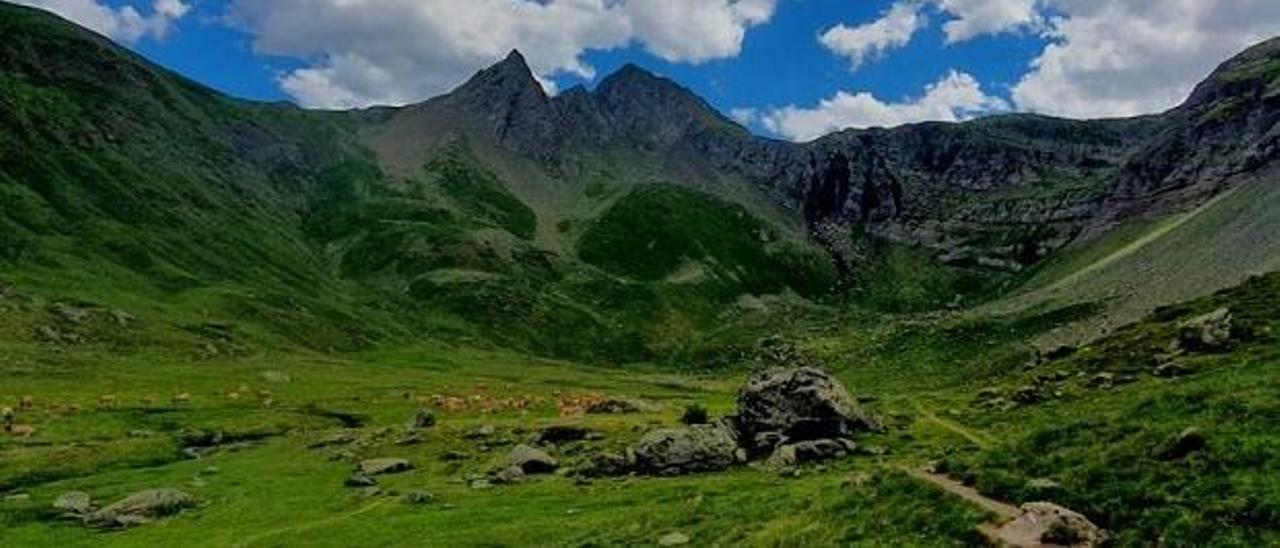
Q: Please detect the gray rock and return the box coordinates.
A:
[404,491,434,504]
[1154,362,1193,378]
[1019,502,1103,546]
[533,425,589,445]
[491,465,526,485]
[1179,308,1234,352]
[631,422,740,475]
[345,474,378,488]
[506,445,558,474]
[53,491,94,515]
[407,409,436,429]
[464,425,495,439]
[582,451,631,477]
[735,367,879,454]
[357,458,413,476]
[85,489,195,528]
[1155,427,1207,460]
[658,532,691,546]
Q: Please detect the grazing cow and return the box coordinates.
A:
[98,394,116,408]
[19,395,34,410]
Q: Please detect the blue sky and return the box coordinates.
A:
[20,0,1280,141]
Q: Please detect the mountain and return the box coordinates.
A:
[2,1,1279,360]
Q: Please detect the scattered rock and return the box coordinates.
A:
[994,502,1103,547]
[85,489,195,529]
[1011,385,1043,404]
[1178,308,1233,352]
[506,445,558,474]
[735,366,879,455]
[632,422,740,476]
[441,450,468,461]
[1086,372,1115,389]
[464,425,495,439]
[1154,362,1193,378]
[581,452,631,477]
[404,491,434,504]
[407,409,437,430]
[309,431,357,449]
[658,532,691,546]
[53,491,94,515]
[533,425,589,445]
[790,439,856,462]
[345,474,378,488]
[491,465,526,485]
[1155,427,1207,460]
[395,432,425,446]
[357,458,413,476]
[469,479,494,490]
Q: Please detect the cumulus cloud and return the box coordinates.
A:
[759,70,1008,141]
[820,2,925,70]
[934,0,1040,43]
[228,0,776,109]
[16,0,190,42]
[1014,0,1280,118]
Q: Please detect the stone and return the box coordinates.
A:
[404,491,434,504]
[85,489,195,529]
[582,452,631,477]
[1178,308,1233,352]
[1086,372,1115,389]
[506,445,558,474]
[469,479,494,490]
[533,425,589,445]
[658,532,691,546]
[993,502,1103,547]
[631,422,740,476]
[491,465,526,485]
[735,367,879,454]
[464,425,495,439]
[1155,427,1207,460]
[1154,362,1193,378]
[357,458,413,476]
[345,474,378,488]
[407,409,437,429]
[53,491,94,515]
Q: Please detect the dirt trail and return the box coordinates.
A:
[901,467,1019,520]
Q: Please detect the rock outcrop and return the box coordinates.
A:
[631,422,743,476]
[735,366,880,455]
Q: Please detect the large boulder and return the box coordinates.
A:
[995,502,1104,547]
[85,489,195,528]
[735,367,879,454]
[507,444,558,474]
[632,422,742,476]
[1178,308,1234,352]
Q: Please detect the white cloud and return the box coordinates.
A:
[933,0,1040,43]
[759,70,1008,141]
[1012,0,1280,118]
[820,2,925,70]
[228,0,776,109]
[622,0,776,63]
[16,0,189,42]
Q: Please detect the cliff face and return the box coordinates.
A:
[369,40,1280,276]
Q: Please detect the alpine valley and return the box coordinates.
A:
[3,2,1280,546]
